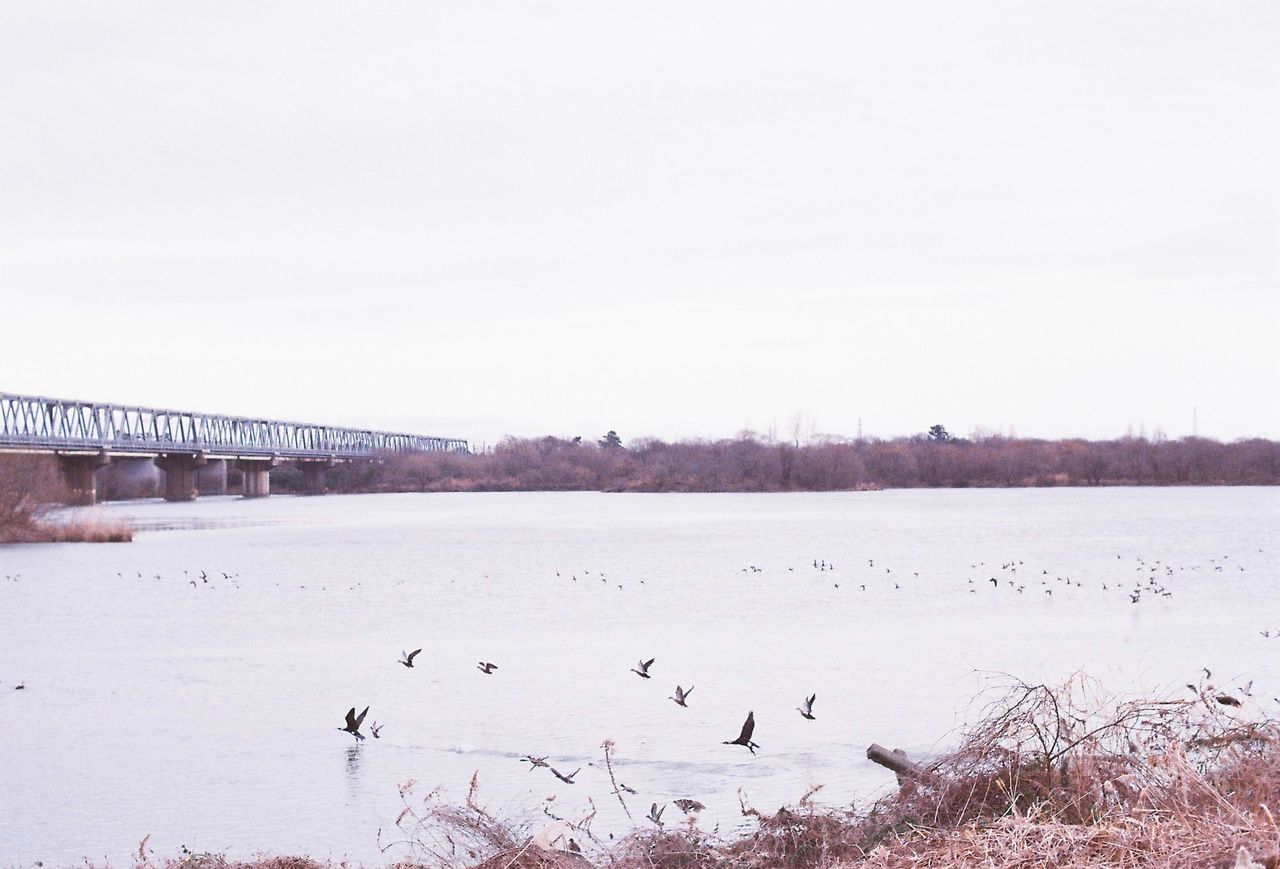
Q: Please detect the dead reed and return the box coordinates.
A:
[33,514,133,543]
[852,675,1280,867]
[384,676,1280,868]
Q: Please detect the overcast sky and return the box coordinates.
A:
[2,2,1277,445]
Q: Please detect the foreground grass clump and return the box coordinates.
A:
[132,678,1280,868]
[0,513,133,543]
[387,678,1280,868]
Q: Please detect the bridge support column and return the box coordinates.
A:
[296,458,335,495]
[154,452,207,502]
[236,457,279,498]
[57,450,111,505]
[100,455,162,500]
[196,459,228,496]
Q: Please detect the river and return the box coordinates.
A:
[1,488,1276,864]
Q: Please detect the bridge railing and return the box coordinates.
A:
[0,392,468,458]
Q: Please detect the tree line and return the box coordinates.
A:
[283,430,1280,495]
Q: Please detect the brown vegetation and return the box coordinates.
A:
[268,431,1280,495]
[0,454,132,542]
[129,677,1280,868]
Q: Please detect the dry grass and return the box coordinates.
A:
[43,513,133,542]
[390,677,1280,868]
[3,513,134,543]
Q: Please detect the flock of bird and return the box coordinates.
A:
[336,648,811,768]
[3,546,1273,833]
[317,597,843,830]
[306,547,1275,836]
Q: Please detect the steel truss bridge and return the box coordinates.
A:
[0,391,468,502]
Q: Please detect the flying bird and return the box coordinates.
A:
[631,658,654,679]
[723,711,760,754]
[339,706,369,741]
[647,802,665,826]
[521,755,550,771]
[400,649,422,668]
[477,662,498,674]
[797,694,816,720]
[1216,694,1243,708]
[369,721,383,739]
[673,799,705,814]
[549,766,580,784]
[670,685,694,707]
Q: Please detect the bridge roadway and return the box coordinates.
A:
[0,392,468,503]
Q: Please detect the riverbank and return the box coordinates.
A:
[0,454,132,542]
[268,433,1280,496]
[5,433,1279,512]
[121,680,1279,868]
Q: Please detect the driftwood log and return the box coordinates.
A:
[867,743,930,786]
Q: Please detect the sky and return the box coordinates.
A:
[2,2,1277,446]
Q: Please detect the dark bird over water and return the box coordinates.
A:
[631,658,655,679]
[1216,694,1243,707]
[673,799,705,814]
[477,662,498,674]
[369,721,383,739]
[670,685,693,707]
[400,649,422,668]
[339,706,369,741]
[521,754,550,771]
[723,711,760,754]
[797,694,816,720]
[549,766,580,784]
[647,802,665,826]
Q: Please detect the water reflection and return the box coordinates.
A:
[346,744,363,793]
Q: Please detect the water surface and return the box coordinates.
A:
[1,489,1276,864]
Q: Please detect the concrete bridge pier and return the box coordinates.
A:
[155,452,207,502]
[57,450,111,505]
[99,455,163,500]
[297,458,335,495]
[237,457,279,498]
[196,459,228,496]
